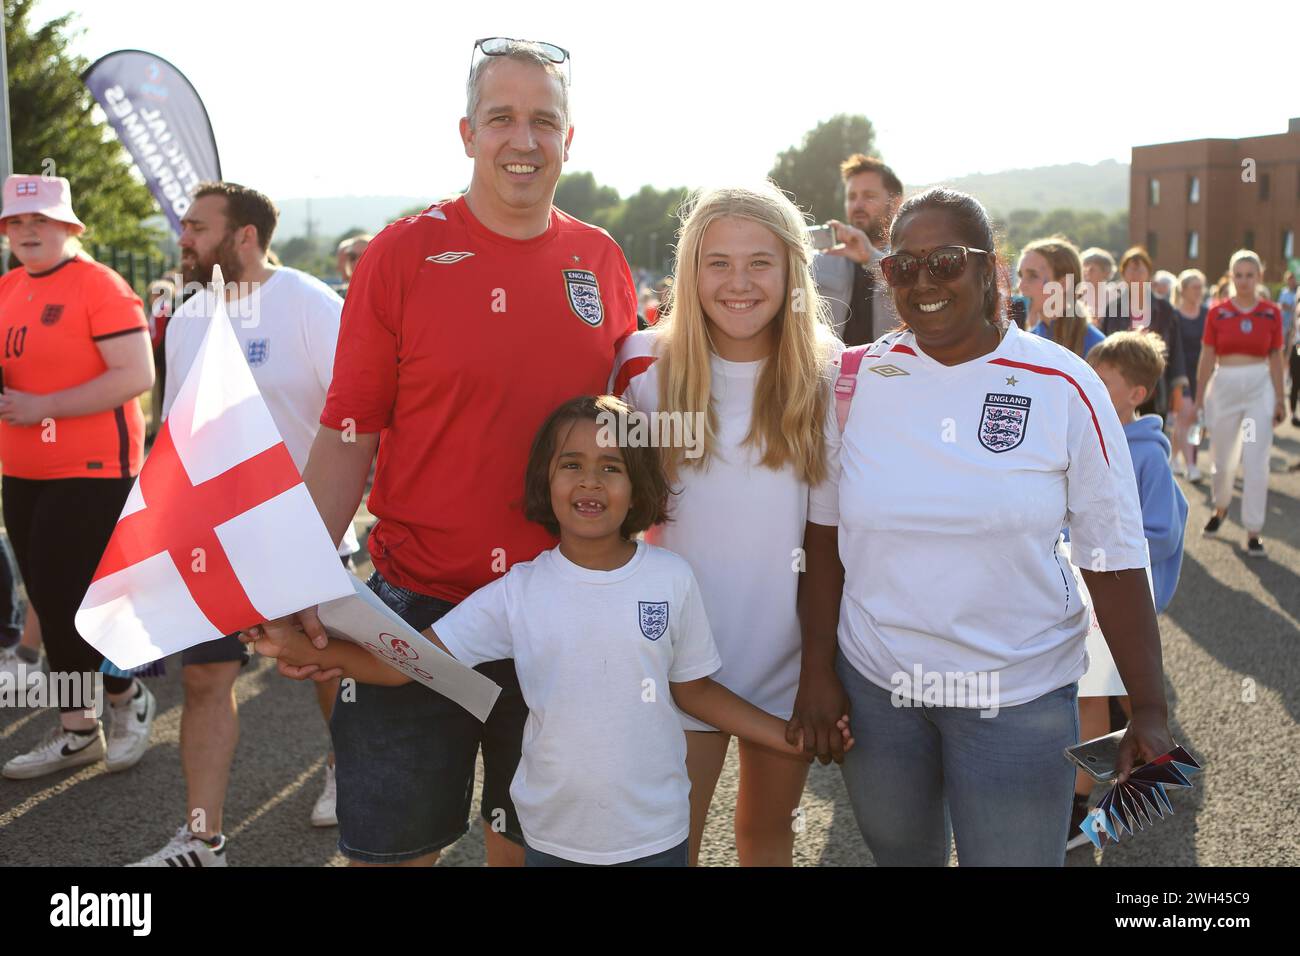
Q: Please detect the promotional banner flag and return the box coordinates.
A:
[317,578,502,722]
[82,50,222,236]
[76,267,355,670]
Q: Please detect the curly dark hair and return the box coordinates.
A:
[523,395,671,539]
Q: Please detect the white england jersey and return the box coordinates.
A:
[809,323,1148,706]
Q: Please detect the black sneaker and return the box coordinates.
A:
[1202,514,1223,536]
[1246,536,1266,558]
[1067,794,1095,851]
[1290,416,1300,427]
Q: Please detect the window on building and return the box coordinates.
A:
[1260,173,1271,201]
[1147,232,1159,259]
[1149,178,1160,206]
[1188,176,1200,204]
[1284,230,1295,261]
[1244,230,1256,251]
[1187,231,1199,259]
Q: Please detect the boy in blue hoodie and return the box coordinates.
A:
[1088,331,1189,612]
[1066,332,1190,852]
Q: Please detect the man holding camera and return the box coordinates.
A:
[813,154,903,346]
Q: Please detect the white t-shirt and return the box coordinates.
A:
[163,267,359,556]
[809,324,1148,707]
[435,541,721,865]
[612,329,840,731]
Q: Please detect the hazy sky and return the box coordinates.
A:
[28,0,1300,201]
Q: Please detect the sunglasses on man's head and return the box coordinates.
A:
[475,36,569,63]
[471,37,571,83]
[880,246,989,288]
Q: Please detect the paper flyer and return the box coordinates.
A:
[316,577,501,722]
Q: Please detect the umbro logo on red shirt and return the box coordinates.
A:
[426,252,475,265]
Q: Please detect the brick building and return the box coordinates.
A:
[1130,118,1300,284]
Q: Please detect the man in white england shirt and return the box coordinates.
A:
[130,182,360,868]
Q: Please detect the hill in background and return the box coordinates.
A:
[909,159,1130,216]
[274,195,435,241]
[268,160,1132,248]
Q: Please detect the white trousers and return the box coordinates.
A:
[1206,363,1274,533]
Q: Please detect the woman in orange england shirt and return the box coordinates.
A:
[0,175,157,780]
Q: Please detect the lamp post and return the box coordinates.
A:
[0,15,13,274]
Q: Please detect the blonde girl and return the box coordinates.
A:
[610,182,840,865]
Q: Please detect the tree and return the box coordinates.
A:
[334,225,372,246]
[768,114,877,225]
[604,184,688,274]
[274,234,334,278]
[554,171,620,223]
[4,0,164,254]
[997,208,1131,266]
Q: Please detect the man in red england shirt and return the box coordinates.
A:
[253,38,636,867]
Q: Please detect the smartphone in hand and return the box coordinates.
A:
[807,224,837,251]
[1065,728,1127,781]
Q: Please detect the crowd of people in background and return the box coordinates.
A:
[0,36,1295,868]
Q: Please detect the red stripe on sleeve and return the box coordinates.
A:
[988,357,1110,466]
[612,355,657,397]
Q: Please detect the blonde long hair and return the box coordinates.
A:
[657,183,836,484]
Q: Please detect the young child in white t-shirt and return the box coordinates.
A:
[251,394,851,866]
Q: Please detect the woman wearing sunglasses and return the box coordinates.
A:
[791,187,1174,865]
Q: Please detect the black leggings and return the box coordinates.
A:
[2,475,134,710]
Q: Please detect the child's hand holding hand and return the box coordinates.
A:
[243,619,322,669]
[789,715,854,762]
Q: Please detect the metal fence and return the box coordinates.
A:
[89,244,171,298]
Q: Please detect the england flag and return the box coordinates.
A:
[76,266,355,670]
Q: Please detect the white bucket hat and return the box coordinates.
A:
[0,174,86,235]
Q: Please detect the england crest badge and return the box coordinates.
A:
[245,338,270,368]
[563,268,604,327]
[638,601,669,641]
[978,392,1031,453]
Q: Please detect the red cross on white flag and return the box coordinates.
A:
[76,266,356,670]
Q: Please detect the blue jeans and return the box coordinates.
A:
[835,651,1079,866]
[524,839,688,868]
[330,571,528,863]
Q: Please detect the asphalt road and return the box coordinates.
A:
[3,428,1299,867]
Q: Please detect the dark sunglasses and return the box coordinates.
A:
[471,37,571,81]
[880,246,989,288]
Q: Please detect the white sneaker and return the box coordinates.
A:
[105,681,156,772]
[2,723,105,780]
[129,825,228,867]
[1172,458,1187,477]
[0,646,26,682]
[1187,464,1203,482]
[311,762,337,827]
